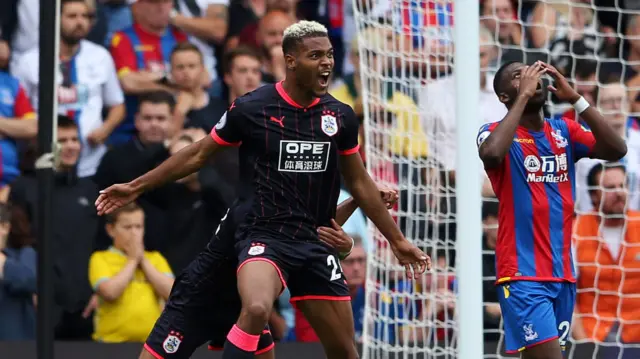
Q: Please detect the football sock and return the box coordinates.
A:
[222,325,260,359]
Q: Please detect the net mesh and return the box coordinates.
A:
[351,0,640,358]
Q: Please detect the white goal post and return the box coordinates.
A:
[352,0,640,358]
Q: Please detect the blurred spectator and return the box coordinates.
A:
[0,203,36,340]
[528,0,602,56]
[251,9,295,83]
[99,0,134,46]
[10,116,99,340]
[7,0,39,72]
[89,202,173,342]
[12,0,125,178]
[162,130,232,274]
[108,0,188,145]
[236,3,297,51]
[342,235,367,342]
[172,0,229,82]
[0,70,36,194]
[332,28,428,163]
[556,59,598,120]
[0,1,13,70]
[170,42,226,134]
[481,0,523,49]
[575,83,640,213]
[480,200,500,341]
[419,25,503,200]
[222,45,262,106]
[94,91,173,251]
[572,163,640,358]
[226,0,293,51]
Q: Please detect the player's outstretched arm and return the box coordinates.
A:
[542,63,627,161]
[479,61,547,169]
[334,185,398,226]
[95,135,222,215]
[339,153,431,277]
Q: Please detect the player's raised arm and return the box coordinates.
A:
[96,110,243,215]
[542,63,627,161]
[479,62,547,169]
[339,153,430,277]
[334,185,398,226]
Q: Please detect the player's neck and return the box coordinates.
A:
[281,78,316,107]
[59,41,80,61]
[519,112,544,131]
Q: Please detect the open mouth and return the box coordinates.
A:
[318,71,331,87]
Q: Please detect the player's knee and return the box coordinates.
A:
[242,300,272,324]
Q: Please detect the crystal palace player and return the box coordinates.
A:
[96,20,429,359]
[139,189,397,359]
[477,61,627,359]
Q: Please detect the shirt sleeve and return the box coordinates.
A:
[336,105,360,155]
[209,103,244,146]
[13,85,36,119]
[88,252,111,291]
[476,122,495,149]
[149,252,174,277]
[101,51,125,106]
[565,119,596,161]
[2,247,37,295]
[109,32,137,77]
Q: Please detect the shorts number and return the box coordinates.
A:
[558,321,570,346]
[327,255,342,281]
[215,208,230,235]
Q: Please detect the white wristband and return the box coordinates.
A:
[573,96,590,114]
[339,237,355,260]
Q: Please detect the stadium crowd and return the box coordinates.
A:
[0,0,639,356]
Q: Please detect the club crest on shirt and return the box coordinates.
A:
[551,129,568,148]
[163,331,183,354]
[321,110,338,137]
[248,242,266,256]
[215,112,227,130]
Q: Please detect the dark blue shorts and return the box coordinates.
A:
[144,234,274,358]
[497,281,576,354]
[236,237,351,302]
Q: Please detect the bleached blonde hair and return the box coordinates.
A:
[282,20,329,55]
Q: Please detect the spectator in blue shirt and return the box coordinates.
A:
[0,203,36,340]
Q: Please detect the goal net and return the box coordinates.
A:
[352,0,640,358]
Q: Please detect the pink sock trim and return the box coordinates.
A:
[227,325,260,352]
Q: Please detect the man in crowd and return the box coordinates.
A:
[572,163,640,359]
[109,0,188,145]
[0,69,36,198]
[12,0,125,178]
[10,116,99,340]
[171,42,226,134]
[94,91,174,251]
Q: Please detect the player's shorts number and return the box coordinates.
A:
[558,320,570,347]
[326,255,342,281]
[215,208,230,235]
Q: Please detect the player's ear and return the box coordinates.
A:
[498,92,510,104]
[285,53,296,71]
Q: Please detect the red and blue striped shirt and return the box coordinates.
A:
[477,118,596,284]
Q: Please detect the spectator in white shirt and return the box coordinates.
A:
[12,0,125,178]
[575,83,640,213]
[419,24,505,196]
[170,0,229,83]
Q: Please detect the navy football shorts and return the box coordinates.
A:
[144,236,273,358]
[236,237,351,302]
